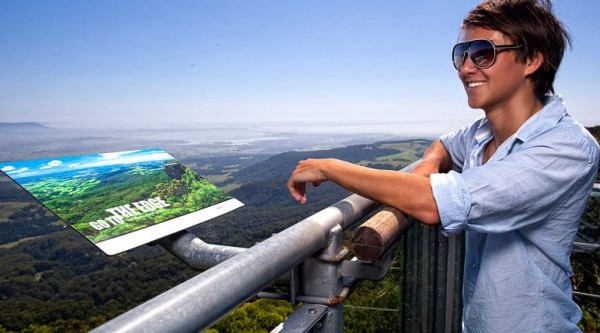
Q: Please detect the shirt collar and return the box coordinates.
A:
[473,95,567,146]
[474,119,493,144]
[513,95,567,143]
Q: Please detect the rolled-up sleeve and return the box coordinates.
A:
[431,171,471,236]
[431,128,599,236]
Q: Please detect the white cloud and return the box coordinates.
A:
[40,160,63,169]
[14,167,29,174]
[1,166,16,172]
[5,167,29,174]
[100,150,140,160]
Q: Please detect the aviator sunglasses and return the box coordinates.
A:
[452,39,522,70]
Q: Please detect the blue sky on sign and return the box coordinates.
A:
[1,0,598,134]
[0,148,173,179]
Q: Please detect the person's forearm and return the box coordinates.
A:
[287,141,451,224]
[319,159,440,224]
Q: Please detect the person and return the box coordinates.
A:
[286,0,600,331]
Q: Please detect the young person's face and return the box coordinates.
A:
[457,27,530,112]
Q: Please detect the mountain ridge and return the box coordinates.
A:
[0,122,51,129]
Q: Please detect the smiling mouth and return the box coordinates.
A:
[467,81,485,88]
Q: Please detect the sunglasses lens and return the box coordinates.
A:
[452,43,468,70]
[468,40,495,68]
[452,40,497,70]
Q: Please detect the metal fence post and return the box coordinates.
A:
[299,224,346,332]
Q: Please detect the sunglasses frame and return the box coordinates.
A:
[452,39,522,70]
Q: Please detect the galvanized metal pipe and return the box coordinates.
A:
[157,230,246,271]
[90,194,377,333]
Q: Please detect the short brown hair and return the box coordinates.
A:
[462,0,572,101]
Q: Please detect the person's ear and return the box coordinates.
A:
[524,52,544,76]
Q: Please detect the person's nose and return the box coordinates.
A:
[459,53,479,74]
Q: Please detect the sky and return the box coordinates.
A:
[1,0,599,134]
[0,148,173,179]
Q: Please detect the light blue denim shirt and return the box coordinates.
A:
[430,95,599,333]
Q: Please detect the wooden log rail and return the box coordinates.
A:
[350,207,413,262]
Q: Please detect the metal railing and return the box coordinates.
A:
[91,192,382,332]
[89,177,599,333]
[572,184,600,301]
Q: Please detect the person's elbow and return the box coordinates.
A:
[416,209,441,225]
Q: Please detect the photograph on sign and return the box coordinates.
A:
[0,148,243,255]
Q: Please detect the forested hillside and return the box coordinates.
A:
[0,139,430,332]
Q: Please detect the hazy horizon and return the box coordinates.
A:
[0,119,443,164]
[1,118,459,137]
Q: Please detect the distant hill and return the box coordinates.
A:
[226,139,432,185]
[0,122,53,134]
[221,139,432,228]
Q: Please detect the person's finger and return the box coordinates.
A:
[287,177,307,203]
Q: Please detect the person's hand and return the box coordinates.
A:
[411,140,452,177]
[287,159,329,204]
[411,160,441,177]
